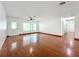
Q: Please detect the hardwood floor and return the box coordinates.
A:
[0,33,79,57]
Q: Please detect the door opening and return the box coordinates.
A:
[62,16,75,45]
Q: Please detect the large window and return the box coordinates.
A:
[23,21,39,33]
[11,22,17,30]
[23,22,31,32]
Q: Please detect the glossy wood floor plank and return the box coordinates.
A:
[0,33,79,57]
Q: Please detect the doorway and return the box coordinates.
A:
[62,16,75,45]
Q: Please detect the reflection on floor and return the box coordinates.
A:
[0,33,79,57]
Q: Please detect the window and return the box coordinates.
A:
[32,23,37,31]
[23,22,31,32]
[11,22,17,30]
[23,21,39,33]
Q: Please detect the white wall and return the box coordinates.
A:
[39,16,62,35]
[0,2,7,49]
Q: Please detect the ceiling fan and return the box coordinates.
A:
[59,2,66,6]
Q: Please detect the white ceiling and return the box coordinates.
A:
[2,1,79,18]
